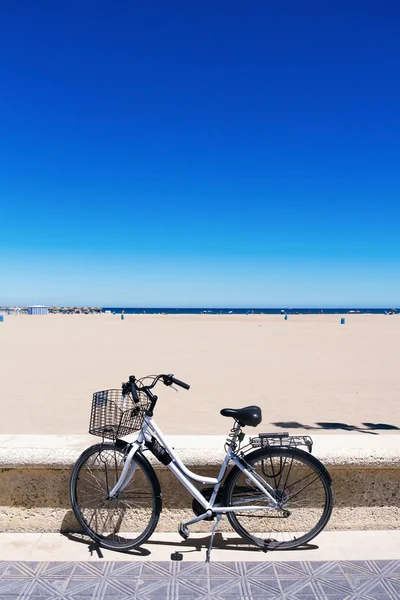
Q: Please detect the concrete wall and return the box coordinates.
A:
[1,435,399,533]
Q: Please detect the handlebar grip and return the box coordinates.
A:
[128,375,140,402]
[170,376,190,390]
[130,384,139,402]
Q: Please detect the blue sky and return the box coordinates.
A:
[1,1,399,306]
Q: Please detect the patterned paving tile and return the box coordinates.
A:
[246,578,284,598]
[275,561,312,579]
[176,562,208,578]
[208,561,241,578]
[340,560,392,577]
[174,577,209,593]
[107,562,142,578]
[349,577,400,599]
[64,578,99,596]
[0,578,31,596]
[0,560,399,600]
[141,561,175,578]
[307,561,346,578]
[241,561,277,578]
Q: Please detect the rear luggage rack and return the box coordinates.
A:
[250,432,313,453]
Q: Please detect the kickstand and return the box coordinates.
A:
[206,514,223,563]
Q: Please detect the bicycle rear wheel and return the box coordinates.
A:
[223,446,333,549]
[70,442,161,551]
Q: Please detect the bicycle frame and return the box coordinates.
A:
[108,414,279,515]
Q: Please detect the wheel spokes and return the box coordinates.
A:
[229,453,328,547]
[75,449,155,545]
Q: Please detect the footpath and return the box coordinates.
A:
[0,531,400,598]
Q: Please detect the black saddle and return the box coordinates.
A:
[220,405,262,428]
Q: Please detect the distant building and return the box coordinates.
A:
[27,305,49,315]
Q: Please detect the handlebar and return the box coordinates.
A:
[122,373,190,401]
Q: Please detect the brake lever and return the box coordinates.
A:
[162,374,174,387]
[170,385,178,393]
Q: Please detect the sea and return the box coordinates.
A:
[103,307,397,315]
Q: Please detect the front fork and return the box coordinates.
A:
[107,438,144,498]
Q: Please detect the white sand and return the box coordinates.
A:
[1,313,399,435]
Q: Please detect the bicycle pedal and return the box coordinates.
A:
[178,523,190,540]
[171,552,183,561]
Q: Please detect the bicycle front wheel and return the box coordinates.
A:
[223,446,333,550]
[70,442,161,551]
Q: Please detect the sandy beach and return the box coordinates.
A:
[1,313,399,436]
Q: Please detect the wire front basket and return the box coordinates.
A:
[89,389,150,440]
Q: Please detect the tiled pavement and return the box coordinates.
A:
[0,560,400,599]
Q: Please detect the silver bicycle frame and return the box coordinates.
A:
[109,415,279,513]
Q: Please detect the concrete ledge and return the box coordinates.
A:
[1,434,399,469]
[1,434,400,533]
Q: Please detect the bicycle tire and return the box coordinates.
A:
[223,446,333,550]
[70,441,161,551]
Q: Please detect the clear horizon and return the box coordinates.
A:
[2,303,398,310]
[1,1,399,306]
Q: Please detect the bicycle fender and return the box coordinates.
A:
[224,446,332,498]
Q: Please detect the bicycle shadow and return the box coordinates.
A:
[144,533,318,555]
[62,532,151,558]
[271,421,400,435]
[62,531,318,559]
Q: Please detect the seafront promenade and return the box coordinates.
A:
[1,314,399,598]
[1,533,400,598]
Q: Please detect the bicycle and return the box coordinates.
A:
[70,373,333,561]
